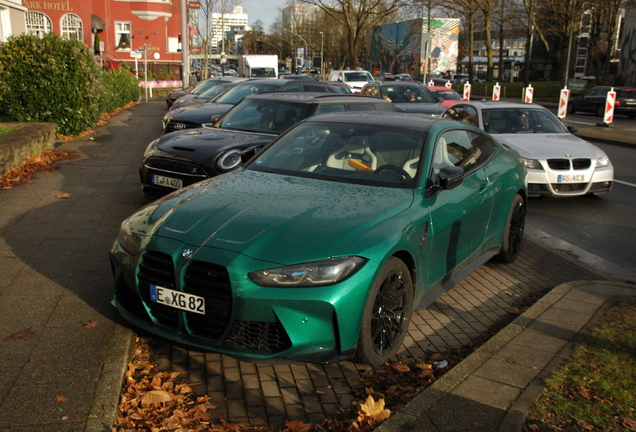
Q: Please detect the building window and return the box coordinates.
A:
[61,14,83,41]
[115,21,131,51]
[26,12,52,38]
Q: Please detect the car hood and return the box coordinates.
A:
[167,103,235,124]
[142,170,415,265]
[393,103,446,115]
[493,133,605,160]
[151,129,276,168]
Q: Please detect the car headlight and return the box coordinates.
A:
[596,155,610,167]
[118,218,144,256]
[216,149,243,172]
[143,138,160,158]
[249,256,367,287]
[521,158,543,170]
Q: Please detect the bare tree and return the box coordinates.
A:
[299,0,404,69]
[585,0,626,83]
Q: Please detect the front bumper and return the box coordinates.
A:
[109,237,377,364]
[525,162,613,197]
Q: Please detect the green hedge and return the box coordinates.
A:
[0,33,140,136]
[97,69,140,114]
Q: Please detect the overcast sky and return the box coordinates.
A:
[242,0,284,31]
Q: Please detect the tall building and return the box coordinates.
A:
[210,6,248,54]
[21,0,183,74]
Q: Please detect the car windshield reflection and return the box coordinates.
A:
[247,122,426,188]
[482,108,568,134]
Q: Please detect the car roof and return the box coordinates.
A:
[301,110,456,131]
[369,81,424,87]
[449,101,548,110]
[243,92,393,104]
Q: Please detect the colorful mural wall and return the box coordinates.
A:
[366,18,460,78]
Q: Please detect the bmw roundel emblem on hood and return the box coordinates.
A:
[565,154,572,158]
[181,249,194,259]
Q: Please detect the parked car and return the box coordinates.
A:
[162,79,349,134]
[323,82,353,94]
[111,111,527,365]
[395,74,412,81]
[567,86,636,118]
[443,101,614,197]
[166,77,240,108]
[144,93,395,199]
[360,81,446,115]
[428,78,453,86]
[327,70,374,93]
[426,86,463,108]
[170,80,246,110]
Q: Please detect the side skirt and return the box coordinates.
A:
[415,247,499,311]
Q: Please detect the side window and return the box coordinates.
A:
[282,85,304,92]
[434,129,496,175]
[316,104,346,114]
[442,106,472,123]
[305,85,329,93]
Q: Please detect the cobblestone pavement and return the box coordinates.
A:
[144,240,604,430]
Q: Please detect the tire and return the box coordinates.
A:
[596,104,605,117]
[355,257,414,366]
[567,103,576,115]
[496,194,525,263]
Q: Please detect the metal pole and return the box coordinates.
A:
[320,32,324,80]
[181,0,190,89]
[284,28,308,74]
[564,0,577,86]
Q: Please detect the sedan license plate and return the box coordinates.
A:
[557,174,584,183]
[152,174,183,189]
[150,285,205,315]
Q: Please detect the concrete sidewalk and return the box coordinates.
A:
[375,280,636,432]
[0,98,634,432]
[0,100,164,432]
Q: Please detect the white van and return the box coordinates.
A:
[327,70,374,93]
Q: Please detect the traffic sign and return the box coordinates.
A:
[524,84,534,103]
[492,83,501,101]
[558,88,569,118]
[604,88,616,124]
[463,83,471,101]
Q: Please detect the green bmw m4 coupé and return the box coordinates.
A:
[110,111,527,366]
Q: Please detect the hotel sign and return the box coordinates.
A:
[24,1,73,11]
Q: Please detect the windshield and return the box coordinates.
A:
[382,85,437,103]
[215,83,283,104]
[218,100,314,134]
[198,83,235,100]
[247,121,426,188]
[344,72,374,83]
[482,108,568,134]
[250,67,276,78]
[430,89,462,101]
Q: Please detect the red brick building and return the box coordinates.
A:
[23,0,184,76]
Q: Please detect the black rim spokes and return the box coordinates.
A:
[370,271,408,354]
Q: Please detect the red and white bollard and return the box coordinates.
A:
[428,81,434,87]
[524,84,533,103]
[557,87,569,119]
[604,87,616,124]
[492,83,501,101]
[463,83,471,101]
[445,81,452,89]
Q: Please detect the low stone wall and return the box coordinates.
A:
[0,123,57,176]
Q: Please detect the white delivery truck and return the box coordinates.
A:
[239,55,278,79]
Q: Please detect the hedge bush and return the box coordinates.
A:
[0,33,141,136]
[97,69,140,114]
[0,33,101,136]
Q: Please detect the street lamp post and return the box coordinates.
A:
[320,31,324,81]
[283,28,308,74]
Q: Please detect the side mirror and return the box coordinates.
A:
[210,115,221,124]
[438,166,464,190]
[566,125,578,134]
[437,97,444,103]
[240,145,263,165]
